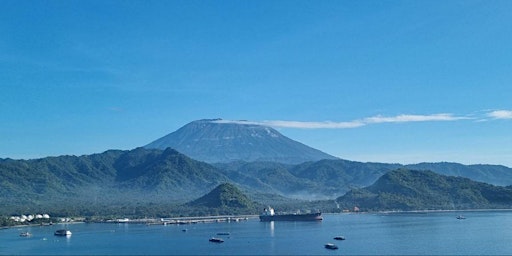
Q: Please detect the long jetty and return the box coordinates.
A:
[107,215,257,225]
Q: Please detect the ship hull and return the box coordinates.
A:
[259,212,322,222]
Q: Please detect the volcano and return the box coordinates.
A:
[144,119,337,164]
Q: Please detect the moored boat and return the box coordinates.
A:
[19,232,32,237]
[324,243,338,250]
[209,237,224,243]
[54,229,72,236]
[259,207,323,222]
[334,236,346,240]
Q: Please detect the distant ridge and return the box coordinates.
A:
[336,169,512,211]
[145,119,337,164]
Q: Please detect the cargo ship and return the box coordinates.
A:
[259,207,323,222]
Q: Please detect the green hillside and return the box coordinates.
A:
[0,148,229,215]
[2,145,512,218]
[187,183,258,215]
[336,169,512,211]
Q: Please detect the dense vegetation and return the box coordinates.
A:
[2,145,512,222]
[0,148,228,216]
[4,186,254,226]
[213,159,396,199]
[336,169,512,211]
[187,183,259,215]
[0,147,395,217]
[215,160,512,199]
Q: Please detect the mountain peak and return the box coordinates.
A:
[144,119,337,164]
[197,118,223,122]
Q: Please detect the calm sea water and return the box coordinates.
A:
[2,210,512,255]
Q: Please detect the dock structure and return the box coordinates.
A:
[108,215,257,225]
[160,215,255,225]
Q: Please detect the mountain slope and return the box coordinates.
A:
[188,183,254,208]
[187,183,258,215]
[336,169,512,211]
[213,159,512,200]
[3,148,512,211]
[214,160,399,199]
[405,162,512,186]
[0,148,230,214]
[113,148,230,197]
[289,159,399,192]
[144,119,337,164]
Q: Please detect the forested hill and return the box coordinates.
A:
[187,183,258,215]
[2,146,512,216]
[215,159,512,200]
[405,162,512,186]
[0,148,228,214]
[336,169,512,211]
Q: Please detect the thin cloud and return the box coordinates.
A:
[260,120,365,129]
[214,113,471,129]
[487,110,512,119]
[213,119,364,128]
[363,113,470,124]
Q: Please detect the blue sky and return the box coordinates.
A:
[1,0,511,166]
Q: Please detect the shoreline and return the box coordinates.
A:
[367,208,512,214]
[0,221,85,231]
[4,208,512,229]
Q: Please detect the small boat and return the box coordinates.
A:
[334,236,346,240]
[54,229,72,236]
[19,232,32,237]
[216,232,230,236]
[209,237,224,243]
[456,215,466,220]
[324,243,338,250]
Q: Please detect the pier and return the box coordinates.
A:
[106,215,257,225]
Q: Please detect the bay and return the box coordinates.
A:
[2,210,512,255]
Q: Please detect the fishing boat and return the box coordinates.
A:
[324,243,338,250]
[54,229,72,236]
[19,232,32,237]
[209,237,224,243]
